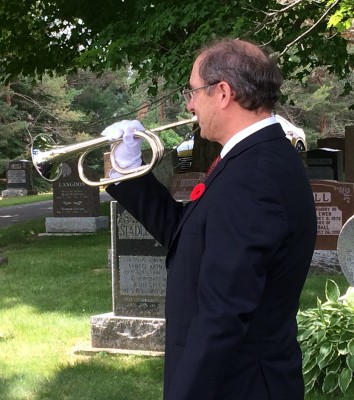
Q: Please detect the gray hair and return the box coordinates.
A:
[198,39,283,112]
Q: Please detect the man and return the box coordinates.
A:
[103,39,317,400]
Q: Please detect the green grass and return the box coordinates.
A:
[0,205,163,400]
[300,272,349,310]
[0,207,352,399]
[0,193,53,207]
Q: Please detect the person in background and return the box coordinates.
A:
[102,38,317,400]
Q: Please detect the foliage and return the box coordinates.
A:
[0,1,352,174]
[279,69,354,139]
[68,69,133,135]
[297,280,354,395]
[0,1,352,92]
[0,74,86,174]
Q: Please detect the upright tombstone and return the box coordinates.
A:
[170,171,206,202]
[1,160,37,197]
[337,215,354,287]
[311,180,354,250]
[90,201,166,352]
[45,159,108,233]
[317,138,345,169]
[345,126,354,183]
[302,148,344,181]
[89,151,203,353]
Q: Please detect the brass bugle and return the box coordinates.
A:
[31,116,197,187]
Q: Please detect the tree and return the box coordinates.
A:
[0,1,352,87]
[0,0,353,171]
[0,75,85,179]
[277,68,354,153]
[0,84,27,176]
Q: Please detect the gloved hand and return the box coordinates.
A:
[101,120,144,170]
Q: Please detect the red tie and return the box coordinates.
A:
[190,155,221,201]
[205,155,221,179]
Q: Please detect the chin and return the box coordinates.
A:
[199,128,206,139]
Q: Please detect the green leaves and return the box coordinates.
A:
[327,0,354,32]
[0,1,352,90]
[317,342,335,369]
[339,368,352,392]
[297,279,354,395]
[322,371,338,393]
[325,279,340,302]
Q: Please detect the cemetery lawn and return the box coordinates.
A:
[0,193,53,207]
[0,211,352,400]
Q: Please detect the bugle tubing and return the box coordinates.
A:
[31,116,197,187]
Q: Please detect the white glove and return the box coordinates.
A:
[101,120,144,170]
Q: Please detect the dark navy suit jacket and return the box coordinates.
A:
[106,123,317,400]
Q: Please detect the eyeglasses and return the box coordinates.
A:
[182,82,219,102]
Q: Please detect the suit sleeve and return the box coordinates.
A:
[106,172,185,249]
[165,169,288,399]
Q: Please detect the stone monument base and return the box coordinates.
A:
[2,188,38,197]
[72,343,164,357]
[45,216,108,233]
[310,250,341,274]
[90,313,165,352]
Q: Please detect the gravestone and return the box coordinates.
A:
[170,172,206,202]
[90,201,166,352]
[337,215,354,286]
[45,159,108,233]
[1,160,37,197]
[345,126,354,183]
[317,138,345,169]
[302,148,344,181]
[111,204,166,317]
[311,180,354,250]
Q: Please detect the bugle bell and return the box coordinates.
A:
[31,116,197,187]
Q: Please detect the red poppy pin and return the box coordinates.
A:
[190,183,206,201]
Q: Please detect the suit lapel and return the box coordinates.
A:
[168,124,285,249]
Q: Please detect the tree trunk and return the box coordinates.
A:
[4,83,11,105]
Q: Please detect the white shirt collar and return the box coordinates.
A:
[221,116,277,158]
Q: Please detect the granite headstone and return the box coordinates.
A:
[170,172,206,202]
[112,203,167,317]
[46,159,108,233]
[311,180,354,250]
[90,201,166,352]
[337,215,354,286]
[2,160,37,197]
[317,138,345,170]
[302,148,344,181]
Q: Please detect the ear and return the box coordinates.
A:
[219,82,235,109]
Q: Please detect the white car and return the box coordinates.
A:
[275,115,307,153]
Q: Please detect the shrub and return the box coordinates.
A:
[297,280,354,395]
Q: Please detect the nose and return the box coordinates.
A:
[186,97,194,113]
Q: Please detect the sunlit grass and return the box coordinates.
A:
[0,193,53,208]
[0,210,352,399]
